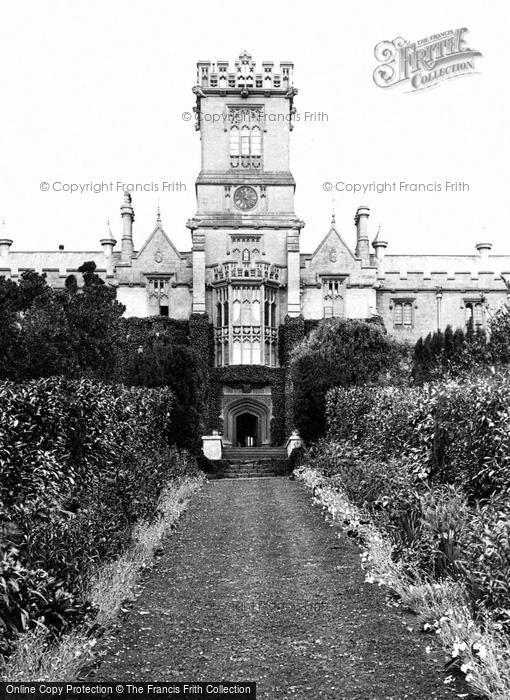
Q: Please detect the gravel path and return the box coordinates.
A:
[93,478,473,699]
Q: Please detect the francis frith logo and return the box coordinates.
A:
[373,28,482,92]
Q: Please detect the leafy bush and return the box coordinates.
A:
[290,318,402,443]
[460,499,510,624]
[0,547,84,656]
[489,304,510,365]
[327,373,510,498]
[0,377,197,656]
[313,371,510,625]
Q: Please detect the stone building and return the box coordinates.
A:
[1,51,510,449]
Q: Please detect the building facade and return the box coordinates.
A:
[1,51,510,447]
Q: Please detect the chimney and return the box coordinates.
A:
[354,205,370,264]
[120,191,134,263]
[100,220,117,258]
[0,220,13,258]
[476,242,492,266]
[0,238,13,258]
[58,244,64,251]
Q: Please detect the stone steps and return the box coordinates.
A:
[220,447,289,479]
[223,447,287,460]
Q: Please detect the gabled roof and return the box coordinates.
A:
[310,216,357,261]
[136,220,182,261]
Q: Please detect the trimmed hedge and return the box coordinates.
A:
[291,318,401,443]
[326,374,510,499]
[0,377,197,655]
[126,342,206,452]
[114,315,214,452]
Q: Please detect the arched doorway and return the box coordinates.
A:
[222,397,272,446]
[236,412,258,447]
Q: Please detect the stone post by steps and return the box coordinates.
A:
[202,433,223,461]
[285,431,303,457]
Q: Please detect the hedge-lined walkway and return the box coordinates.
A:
[93,479,472,699]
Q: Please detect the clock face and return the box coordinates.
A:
[233,186,258,211]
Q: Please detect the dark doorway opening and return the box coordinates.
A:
[236,412,258,447]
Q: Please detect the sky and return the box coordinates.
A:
[0,1,507,256]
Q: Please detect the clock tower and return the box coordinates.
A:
[187,50,304,372]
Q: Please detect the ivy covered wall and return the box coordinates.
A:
[116,313,319,447]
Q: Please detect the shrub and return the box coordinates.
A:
[489,304,510,365]
[290,318,401,443]
[0,377,197,656]
[313,370,510,624]
[0,547,84,656]
[419,484,470,580]
[327,373,510,499]
[460,500,510,626]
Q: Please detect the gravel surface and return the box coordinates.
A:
[92,478,474,699]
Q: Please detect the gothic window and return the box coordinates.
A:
[264,288,277,328]
[214,285,277,367]
[242,248,250,263]
[243,339,252,364]
[241,299,251,325]
[230,126,240,156]
[251,126,261,156]
[322,278,345,318]
[393,300,414,327]
[465,301,484,330]
[229,110,262,169]
[252,298,261,325]
[232,340,241,365]
[233,298,241,325]
[240,126,250,155]
[148,277,170,317]
[150,279,167,293]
